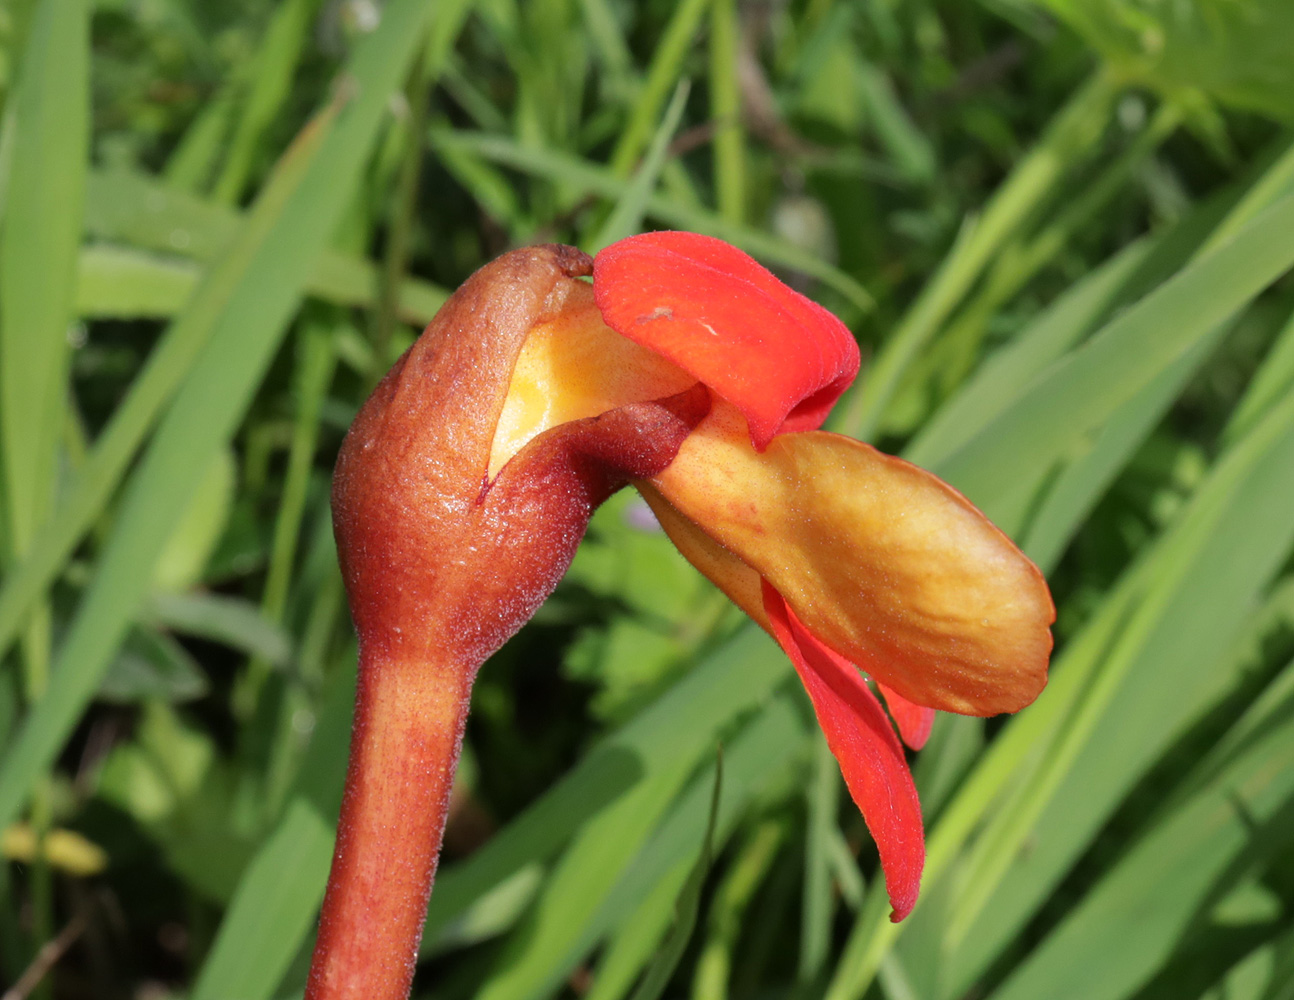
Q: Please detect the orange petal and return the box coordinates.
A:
[878,685,936,751]
[646,403,1054,716]
[762,580,923,921]
[593,232,859,449]
[641,484,938,751]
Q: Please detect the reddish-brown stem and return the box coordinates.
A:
[304,652,474,1000]
[308,245,711,999]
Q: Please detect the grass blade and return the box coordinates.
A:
[607,0,709,178]
[430,128,874,312]
[904,234,1160,470]
[423,628,792,946]
[626,751,723,1000]
[476,699,801,1000]
[590,81,690,253]
[826,337,1294,1000]
[943,387,1294,990]
[190,663,356,1000]
[1019,325,1225,573]
[211,0,316,204]
[800,734,840,982]
[200,627,793,997]
[75,239,449,323]
[848,71,1118,440]
[189,799,335,1000]
[0,126,327,672]
[0,0,88,566]
[992,660,1294,1000]
[936,192,1294,525]
[708,0,744,224]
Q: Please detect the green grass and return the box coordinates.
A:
[1,1,1293,999]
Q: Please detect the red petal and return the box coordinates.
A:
[878,684,936,751]
[593,232,859,449]
[761,579,924,921]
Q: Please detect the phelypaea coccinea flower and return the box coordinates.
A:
[305,232,1055,1000]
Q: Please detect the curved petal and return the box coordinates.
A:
[877,685,936,751]
[648,403,1055,716]
[762,580,923,922]
[593,232,859,449]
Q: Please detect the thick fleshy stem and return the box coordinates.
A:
[305,654,472,1000]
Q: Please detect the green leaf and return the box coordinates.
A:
[475,695,803,1000]
[211,0,317,204]
[906,234,1155,471]
[98,626,209,704]
[162,84,237,194]
[475,759,698,1000]
[74,240,448,323]
[708,0,745,224]
[1019,322,1225,573]
[606,0,709,178]
[905,141,1294,472]
[1225,304,1294,444]
[74,245,204,319]
[691,819,790,1000]
[198,626,793,1000]
[0,145,325,673]
[857,61,935,184]
[81,171,449,321]
[95,700,214,823]
[589,864,694,1000]
[828,343,1294,1000]
[190,658,357,1000]
[144,591,293,669]
[846,72,1118,440]
[594,696,804,956]
[800,734,841,981]
[151,448,235,593]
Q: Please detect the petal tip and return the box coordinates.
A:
[760,580,926,924]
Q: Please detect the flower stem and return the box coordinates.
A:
[304,652,474,1000]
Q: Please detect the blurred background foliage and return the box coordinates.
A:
[0,0,1293,998]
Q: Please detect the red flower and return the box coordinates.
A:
[499,231,1053,920]
[308,234,1054,1000]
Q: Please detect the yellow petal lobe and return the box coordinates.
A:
[489,281,696,479]
[644,403,1054,716]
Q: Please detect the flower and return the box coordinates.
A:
[308,233,1054,1000]
[490,231,1054,921]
